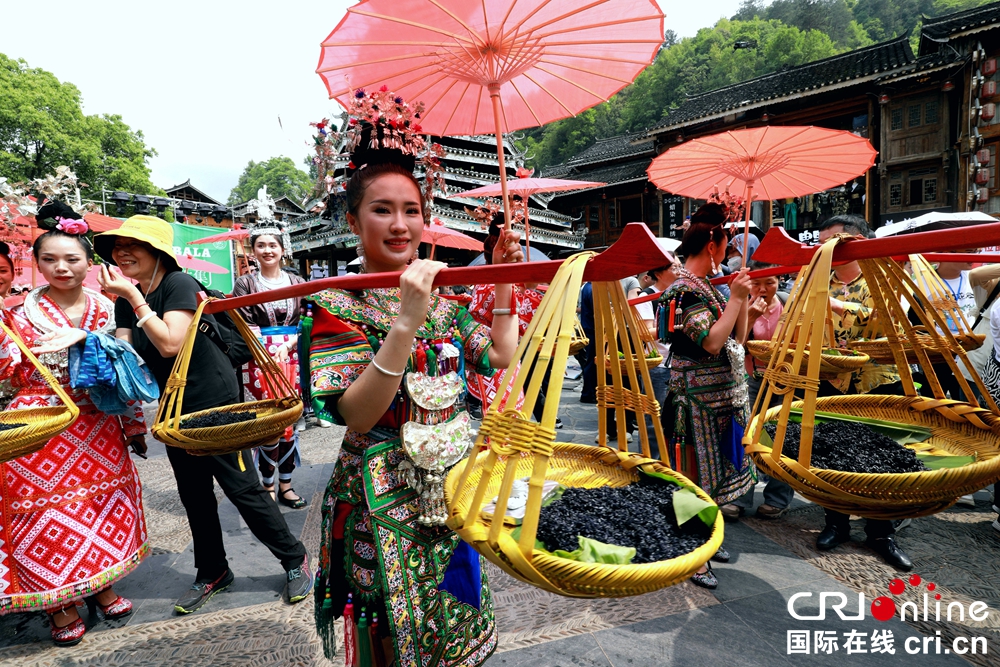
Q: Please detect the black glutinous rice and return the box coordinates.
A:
[535,475,711,564]
[181,411,257,429]
[0,423,27,432]
[763,421,929,474]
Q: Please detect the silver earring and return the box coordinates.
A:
[710,256,718,275]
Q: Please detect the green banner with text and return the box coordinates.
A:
[170,223,235,294]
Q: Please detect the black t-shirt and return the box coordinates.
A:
[115,271,239,413]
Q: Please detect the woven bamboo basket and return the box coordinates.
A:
[848,330,985,365]
[0,318,80,464]
[746,395,1000,519]
[153,298,302,456]
[569,318,589,355]
[746,340,869,375]
[846,253,985,365]
[446,253,721,598]
[744,237,1000,519]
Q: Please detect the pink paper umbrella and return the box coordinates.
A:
[186,228,250,245]
[647,125,877,268]
[456,174,604,260]
[317,0,663,232]
[423,219,482,260]
[174,254,228,274]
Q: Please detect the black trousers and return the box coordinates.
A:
[166,445,307,580]
[824,508,895,540]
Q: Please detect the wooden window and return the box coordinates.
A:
[588,205,600,231]
[891,108,903,131]
[925,101,939,125]
[908,105,922,128]
[923,178,937,203]
[608,200,618,228]
[618,196,642,225]
[889,183,902,206]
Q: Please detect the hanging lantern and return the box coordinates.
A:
[979,187,991,203]
[978,148,991,165]
[984,58,998,77]
[984,80,997,98]
[976,169,990,185]
[983,103,996,122]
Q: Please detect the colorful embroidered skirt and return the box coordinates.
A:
[0,410,148,614]
[315,431,497,666]
[665,356,755,505]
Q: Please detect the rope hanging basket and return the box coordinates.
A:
[0,319,80,464]
[445,253,722,598]
[152,299,302,456]
[744,237,1000,519]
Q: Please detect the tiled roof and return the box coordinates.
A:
[545,157,651,192]
[876,51,963,83]
[922,1,1000,40]
[562,132,655,168]
[648,37,915,134]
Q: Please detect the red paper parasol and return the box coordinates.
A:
[423,218,482,259]
[647,125,877,267]
[317,0,663,232]
[455,173,604,260]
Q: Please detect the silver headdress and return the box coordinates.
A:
[246,185,291,251]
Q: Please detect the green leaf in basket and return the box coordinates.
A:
[553,536,636,565]
[787,409,932,445]
[915,453,976,470]
[672,487,718,527]
[638,468,683,487]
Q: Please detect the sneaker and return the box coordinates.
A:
[719,504,742,522]
[285,555,313,604]
[175,569,234,614]
[956,494,977,507]
[554,418,564,430]
[317,418,333,429]
[893,518,912,532]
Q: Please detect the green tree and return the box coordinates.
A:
[228,157,312,206]
[0,53,158,195]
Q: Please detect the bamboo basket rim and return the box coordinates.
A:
[745,339,869,370]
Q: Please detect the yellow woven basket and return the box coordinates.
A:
[568,318,589,355]
[446,443,723,597]
[744,237,1000,519]
[0,319,80,464]
[747,395,1000,519]
[153,298,302,456]
[746,340,869,377]
[848,330,985,365]
[446,253,720,598]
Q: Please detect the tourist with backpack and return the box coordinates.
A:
[94,216,312,615]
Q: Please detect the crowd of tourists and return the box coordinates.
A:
[1,102,999,667]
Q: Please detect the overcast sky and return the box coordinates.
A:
[2,0,744,203]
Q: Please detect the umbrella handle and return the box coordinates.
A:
[741,182,753,270]
[490,85,513,233]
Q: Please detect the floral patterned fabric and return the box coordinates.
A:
[828,272,899,394]
[308,287,497,667]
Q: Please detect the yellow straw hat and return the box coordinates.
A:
[94,215,180,271]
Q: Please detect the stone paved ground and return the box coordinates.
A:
[2,367,999,666]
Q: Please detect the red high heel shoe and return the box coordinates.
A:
[49,606,86,647]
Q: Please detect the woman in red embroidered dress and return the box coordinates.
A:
[0,204,148,646]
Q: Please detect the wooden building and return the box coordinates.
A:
[545,6,1000,244]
